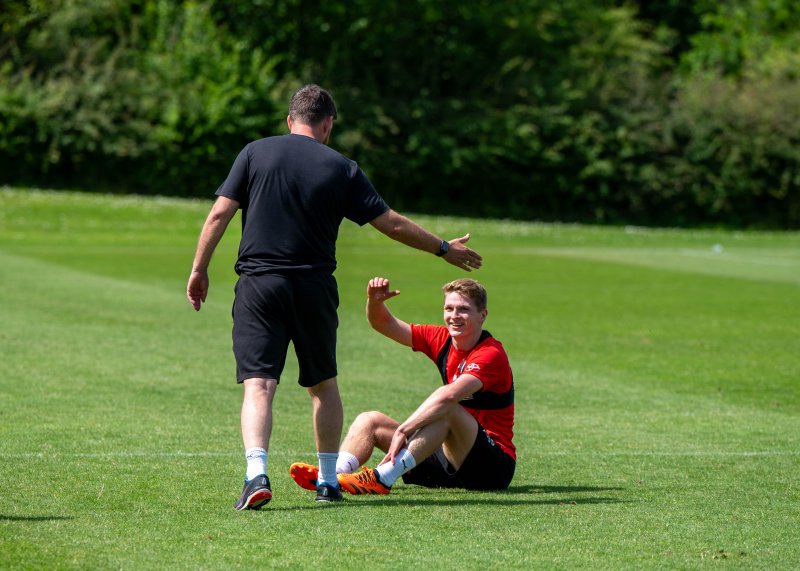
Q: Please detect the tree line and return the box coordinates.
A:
[1,0,799,228]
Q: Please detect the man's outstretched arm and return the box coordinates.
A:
[186,196,239,311]
[369,209,483,271]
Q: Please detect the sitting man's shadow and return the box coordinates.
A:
[507,484,624,494]
[348,483,628,508]
[501,483,627,505]
[0,515,74,522]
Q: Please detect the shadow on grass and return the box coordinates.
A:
[507,484,625,494]
[271,497,625,511]
[271,483,627,511]
[0,515,74,522]
[373,496,624,507]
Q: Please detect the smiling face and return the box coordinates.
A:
[443,291,487,342]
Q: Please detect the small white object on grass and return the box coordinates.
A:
[712,244,724,254]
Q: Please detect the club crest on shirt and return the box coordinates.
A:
[454,361,480,382]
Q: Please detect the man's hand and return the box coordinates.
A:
[367,276,400,303]
[443,233,483,272]
[380,428,409,466]
[187,269,209,311]
[365,276,412,346]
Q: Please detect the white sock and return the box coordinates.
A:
[245,447,267,481]
[336,451,360,474]
[374,448,416,487]
[317,452,339,486]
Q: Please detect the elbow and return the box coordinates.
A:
[208,207,234,225]
[208,199,239,225]
[381,222,404,240]
[434,388,461,407]
[368,315,392,336]
[207,213,226,227]
[373,210,406,239]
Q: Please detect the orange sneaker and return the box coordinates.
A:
[289,462,318,491]
[338,467,391,495]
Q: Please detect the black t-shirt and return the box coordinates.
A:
[215,134,390,275]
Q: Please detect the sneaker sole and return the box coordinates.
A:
[237,488,273,510]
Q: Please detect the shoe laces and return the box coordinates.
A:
[354,468,379,485]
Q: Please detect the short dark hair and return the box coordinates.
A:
[288,84,337,125]
[443,278,487,312]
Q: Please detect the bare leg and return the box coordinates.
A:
[241,377,278,450]
[340,411,400,464]
[336,406,481,493]
[307,377,343,453]
[406,406,479,470]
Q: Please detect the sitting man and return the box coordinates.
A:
[290,276,515,495]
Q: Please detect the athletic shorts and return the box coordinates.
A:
[401,425,516,490]
[231,272,338,387]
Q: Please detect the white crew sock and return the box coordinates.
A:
[317,452,339,486]
[245,447,267,481]
[374,448,416,487]
[336,451,360,474]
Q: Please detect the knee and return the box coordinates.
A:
[352,411,385,431]
[307,377,339,398]
[243,377,277,398]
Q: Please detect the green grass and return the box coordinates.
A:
[1,186,799,569]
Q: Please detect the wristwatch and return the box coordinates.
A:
[436,240,450,257]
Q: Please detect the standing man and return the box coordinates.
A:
[289,276,515,496]
[186,84,482,509]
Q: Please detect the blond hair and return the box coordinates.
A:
[442,278,487,311]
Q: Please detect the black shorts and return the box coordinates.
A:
[401,425,515,490]
[232,272,338,387]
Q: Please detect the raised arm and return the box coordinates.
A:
[369,209,483,271]
[366,277,412,347]
[186,196,239,311]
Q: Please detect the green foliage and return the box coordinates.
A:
[658,0,800,226]
[0,0,282,195]
[661,72,800,227]
[263,1,671,223]
[1,1,800,226]
[681,0,800,77]
[627,0,716,58]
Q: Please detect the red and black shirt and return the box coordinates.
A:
[411,324,516,460]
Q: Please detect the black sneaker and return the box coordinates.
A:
[315,482,343,503]
[234,474,272,510]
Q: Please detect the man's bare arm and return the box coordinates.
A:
[369,209,483,271]
[365,277,412,346]
[186,196,239,311]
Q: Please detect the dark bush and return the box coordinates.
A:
[1,0,799,227]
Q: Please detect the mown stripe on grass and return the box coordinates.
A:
[519,246,800,285]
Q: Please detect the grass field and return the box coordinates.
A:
[1,187,799,569]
